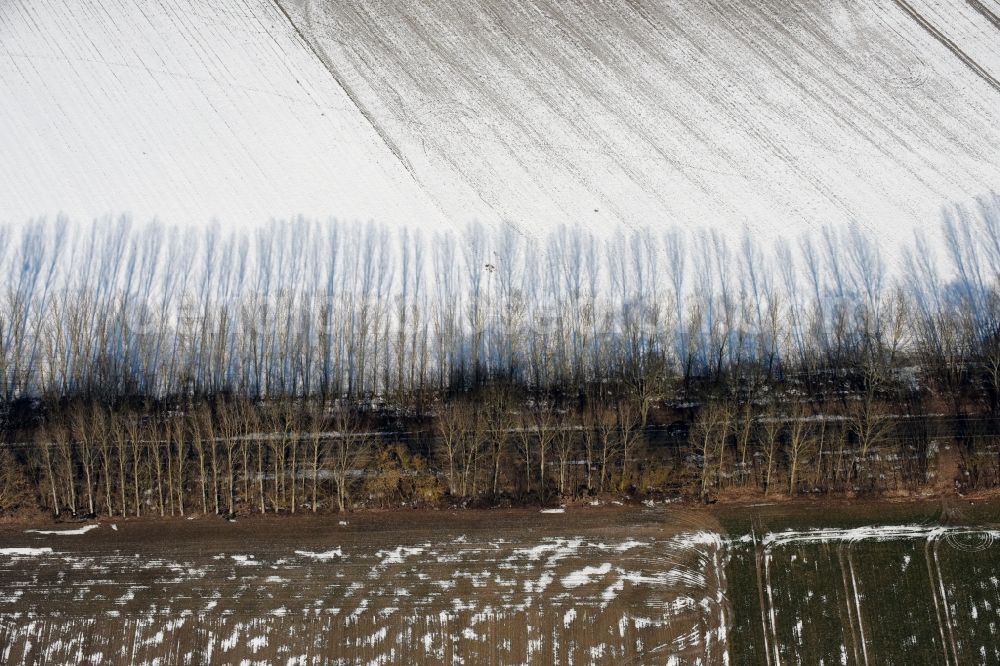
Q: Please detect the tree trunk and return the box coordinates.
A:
[41,439,59,517]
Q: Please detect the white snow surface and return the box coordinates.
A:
[2,0,1000,244]
[0,0,450,230]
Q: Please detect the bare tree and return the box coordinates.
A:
[167,411,186,516]
[305,402,328,512]
[188,406,209,514]
[436,400,473,497]
[52,422,76,515]
[532,404,558,496]
[617,401,643,492]
[849,396,893,485]
[0,447,27,513]
[553,409,579,497]
[786,408,815,495]
[690,402,732,501]
[69,404,97,515]
[758,410,783,496]
[482,388,515,497]
[328,408,372,512]
[592,404,621,494]
[35,426,60,516]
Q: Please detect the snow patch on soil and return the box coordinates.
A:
[26,524,98,536]
[375,546,425,567]
[295,548,343,561]
[230,555,260,566]
[0,547,54,556]
[562,563,613,588]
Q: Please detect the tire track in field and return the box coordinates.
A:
[966,0,1000,30]
[891,0,1000,93]
[267,0,452,225]
[367,1,580,234]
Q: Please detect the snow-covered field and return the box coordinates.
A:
[0,0,449,229]
[2,0,999,246]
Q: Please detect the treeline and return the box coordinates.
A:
[1,388,998,518]
[0,196,998,402]
[2,194,1000,515]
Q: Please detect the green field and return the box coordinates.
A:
[722,501,1000,665]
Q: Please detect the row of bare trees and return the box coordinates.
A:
[689,400,908,500]
[0,381,986,517]
[4,397,645,516]
[13,400,374,517]
[0,194,995,403]
[435,395,643,499]
[2,194,1000,513]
